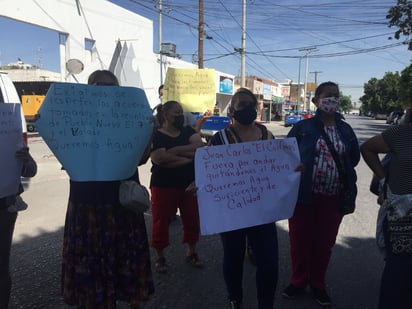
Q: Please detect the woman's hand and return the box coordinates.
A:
[294,163,304,172]
[185,181,198,195]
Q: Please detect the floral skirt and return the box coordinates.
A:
[61,201,154,308]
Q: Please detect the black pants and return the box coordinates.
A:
[0,210,17,309]
[220,223,278,309]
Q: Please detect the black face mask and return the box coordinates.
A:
[172,114,185,129]
[233,105,257,125]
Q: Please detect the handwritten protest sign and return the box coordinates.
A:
[36,83,153,181]
[0,104,24,198]
[163,68,216,113]
[195,138,301,235]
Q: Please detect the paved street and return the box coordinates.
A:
[10,115,386,309]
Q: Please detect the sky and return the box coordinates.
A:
[0,0,411,104]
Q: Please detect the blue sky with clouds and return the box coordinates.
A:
[0,0,411,102]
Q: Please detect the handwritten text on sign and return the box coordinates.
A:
[195,138,301,235]
[0,104,24,198]
[36,83,153,181]
[163,68,216,113]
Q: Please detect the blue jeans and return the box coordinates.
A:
[379,220,412,309]
[220,223,278,309]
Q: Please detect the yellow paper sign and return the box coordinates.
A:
[163,68,216,113]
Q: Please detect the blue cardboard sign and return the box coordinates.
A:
[36,83,153,181]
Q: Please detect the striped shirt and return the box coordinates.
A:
[382,125,412,195]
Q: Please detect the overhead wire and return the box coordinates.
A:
[122,0,410,84]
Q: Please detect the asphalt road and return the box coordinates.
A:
[10,115,387,309]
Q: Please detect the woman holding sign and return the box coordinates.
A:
[283,82,359,307]
[208,88,279,309]
[150,100,205,273]
[60,70,154,309]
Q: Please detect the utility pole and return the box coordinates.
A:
[198,0,204,68]
[297,57,302,111]
[158,0,163,84]
[310,70,322,87]
[240,0,246,87]
[299,47,318,110]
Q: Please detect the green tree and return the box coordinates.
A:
[387,0,412,50]
[360,78,380,112]
[360,72,401,113]
[399,63,412,108]
[339,93,353,113]
[377,71,401,112]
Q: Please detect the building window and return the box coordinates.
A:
[85,38,95,51]
[59,33,68,45]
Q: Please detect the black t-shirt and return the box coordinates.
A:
[150,126,196,188]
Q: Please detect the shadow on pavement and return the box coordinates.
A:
[10,214,382,309]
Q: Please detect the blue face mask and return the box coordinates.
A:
[233,105,257,125]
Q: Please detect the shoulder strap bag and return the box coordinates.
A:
[318,125,356,215]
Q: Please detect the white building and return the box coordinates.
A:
[1,0,234,109]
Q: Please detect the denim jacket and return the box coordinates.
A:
[287,111,360,205]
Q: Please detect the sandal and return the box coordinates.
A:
[155,256,167,274]
[185,253,204,268]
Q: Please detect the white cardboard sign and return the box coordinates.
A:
[195,138,301,235]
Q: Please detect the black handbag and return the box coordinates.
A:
[318,126,356,215]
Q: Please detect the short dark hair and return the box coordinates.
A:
[87,70,119,86]
[231,87,258,108]
[314,81,339,97]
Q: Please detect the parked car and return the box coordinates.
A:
[302,112,314,119]
[284,112,303,127]
[373,113,387,120]
[387,111,404,125]
[198,115,231,141]
[386,112,395,124]
[393,112,404,125]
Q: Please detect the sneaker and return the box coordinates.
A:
[311,288,331,307]
[282,284,305,299]
[228,300,242,309]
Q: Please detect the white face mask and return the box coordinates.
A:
[318,97,340,114]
